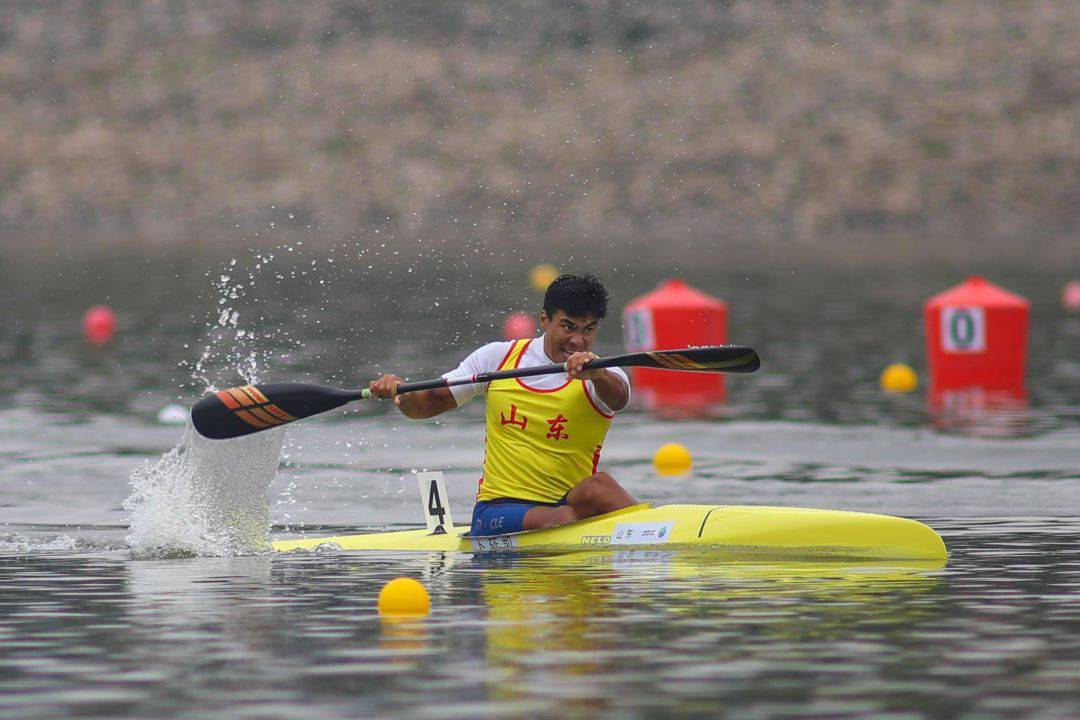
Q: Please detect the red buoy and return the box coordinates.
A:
[623,279,727,415]
[924,276,1028,393]
[1062,280,1080,312]
[83,305,117,345]
[502,312,536,340]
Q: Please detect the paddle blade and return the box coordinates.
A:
[596,346,761,374]
[191,383,364,440]
[648,346,761,373]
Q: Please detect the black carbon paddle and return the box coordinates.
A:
[191,345,760,440]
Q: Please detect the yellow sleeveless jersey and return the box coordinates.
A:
[478,339,615,503]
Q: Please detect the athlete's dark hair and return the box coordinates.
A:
[543,274,609,320]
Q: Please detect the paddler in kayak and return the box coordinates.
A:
[368,274,636,535]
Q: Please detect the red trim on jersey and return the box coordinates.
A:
[477,436,488,500]
[581,379,616,418]
[591,444,602,474]
[514,339,573,393]
[495,340,521,372]
[512,339,532,368]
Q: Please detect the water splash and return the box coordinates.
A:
[189,254,298,389]
[124,425,285,558]
[126,249,301,558]
[0,533,115,555]
[127,244,373,555]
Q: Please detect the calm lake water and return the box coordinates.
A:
[2,255,1079,718]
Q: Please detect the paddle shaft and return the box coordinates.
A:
[191,345,759,439]
[384,360,574,397]
[375,346,757,397]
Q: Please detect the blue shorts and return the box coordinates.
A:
[470,494,569,536]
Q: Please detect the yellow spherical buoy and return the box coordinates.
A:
[653,443,693,476]
[880,363,919,393]
[529,264,561,292]
[377,577,430,617]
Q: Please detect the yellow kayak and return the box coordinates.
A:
[273,503,947,561]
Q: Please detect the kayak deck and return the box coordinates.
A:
[273,504,947,561]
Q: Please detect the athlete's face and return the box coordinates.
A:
[540,310,599,362]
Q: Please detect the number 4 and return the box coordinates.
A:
[416,471,454,534]
[428,481,445,527]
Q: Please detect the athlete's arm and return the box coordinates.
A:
[440,341,512,406]
[590,369,630,411]
[566,352,630,411]
[591,371,630,410]
[368,375,457,419]
[368,342,510,420]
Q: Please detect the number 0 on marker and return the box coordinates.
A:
[942,306,986,353]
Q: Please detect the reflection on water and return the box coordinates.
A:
[1,521,1076,719]
[477,551,948,717]
[928,386,1032,438]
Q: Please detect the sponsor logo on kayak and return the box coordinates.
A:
[471,535,517,553]
[611,522,675,546]
[579,535,612,546]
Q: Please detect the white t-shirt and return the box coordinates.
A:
[442,336,631,415]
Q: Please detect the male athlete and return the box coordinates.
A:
[368,274,637,535]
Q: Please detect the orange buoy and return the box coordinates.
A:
[880,363,918,394]
[83,306,116,345]
[529,264,560,293]
[653,443,693,475]
[377,577,430,617]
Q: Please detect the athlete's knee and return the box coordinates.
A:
[570,472,630,508]
[550,505,578,526]
[525,505,577,530]
[584,472,618,494]
[569,474,603,504]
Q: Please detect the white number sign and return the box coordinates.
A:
[417,471,453,533]
[942,307,986,353]
[623,308,655,351]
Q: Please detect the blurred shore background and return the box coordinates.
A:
[1,0,1077,275]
